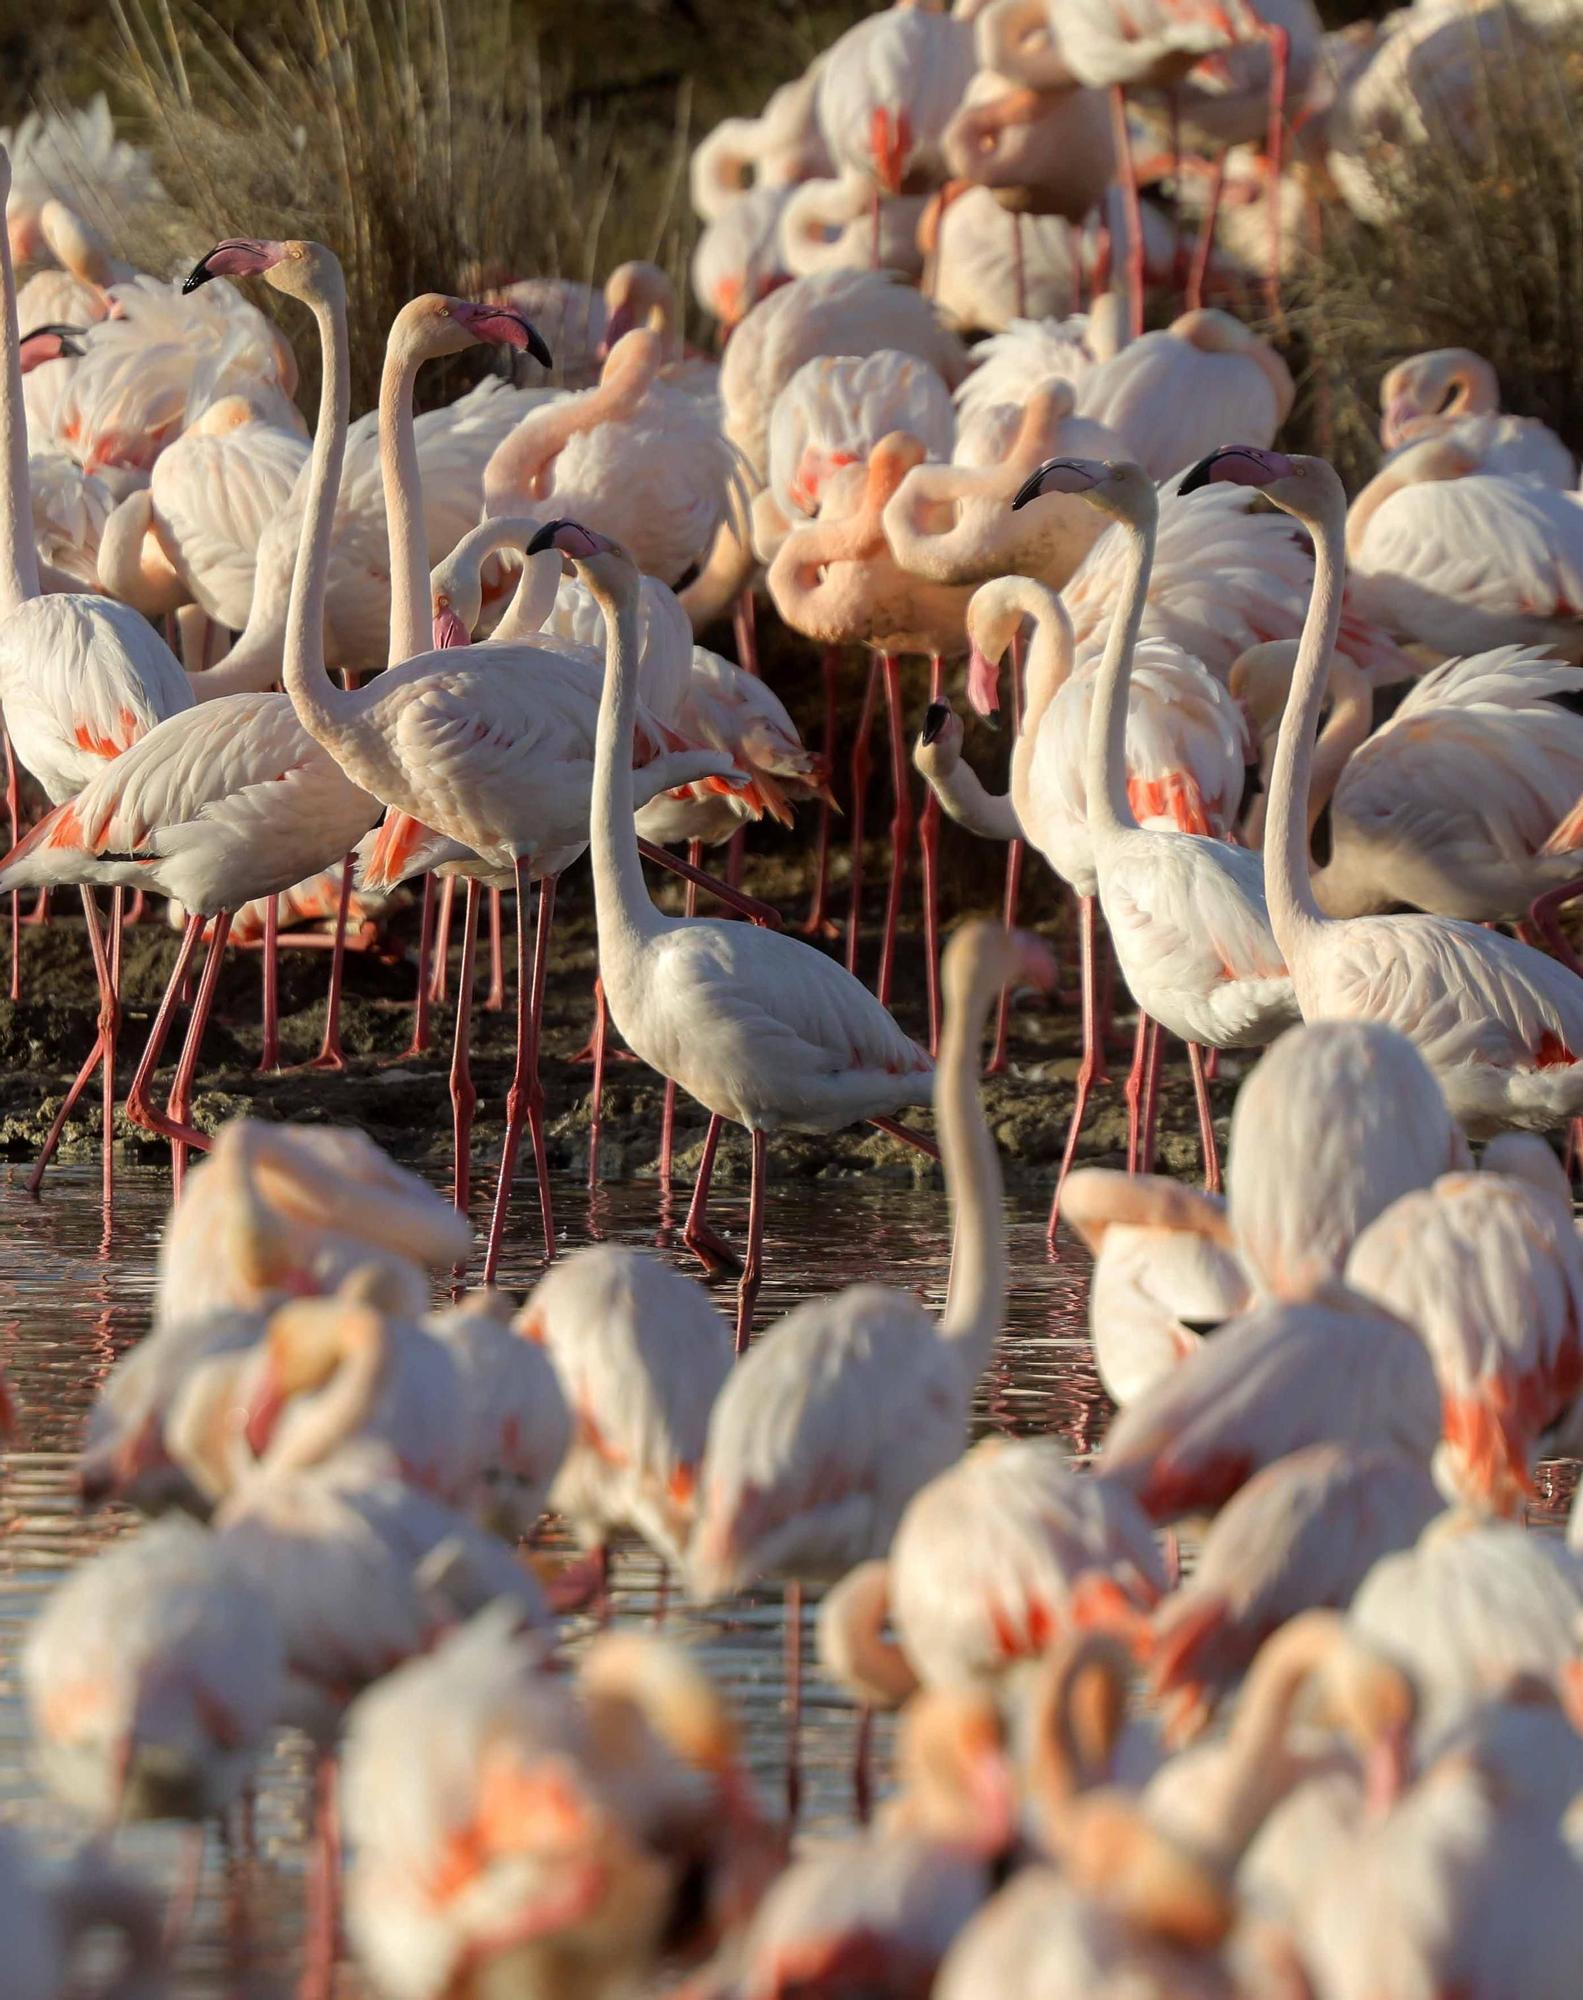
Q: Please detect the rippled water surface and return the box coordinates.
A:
[0,1161,1102,1995]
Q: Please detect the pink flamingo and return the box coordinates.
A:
[1379,347,1573,486]
[1182,444,1583,1135]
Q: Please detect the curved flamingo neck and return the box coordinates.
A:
[0,172,41,615]
[1084,508,1154,841]
[586,562,666,958]
[1003,578,1074,822]
[282,284,354,741]
[937,948,1008,1377]
[380,322,431,666]
[484,333,659,516]
[1303,655,1371,833]
[261,1313,390,1479]
[1265,474,1349,951]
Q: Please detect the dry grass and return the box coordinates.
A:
[1280,21,1583,485]
[106,0,697,409]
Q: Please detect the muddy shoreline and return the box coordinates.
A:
[0,834,1234,1195]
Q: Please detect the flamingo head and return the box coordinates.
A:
[1379,348,1492,447]
[430,591,474,650]
[917,698,963,761]
[184,238,341,305]
[17,323,84,372]
[599,259,674,356]
[423,295,552,367]
[525,519,627,585]
[1179,445,1343,527]
[1011,454,1155,528]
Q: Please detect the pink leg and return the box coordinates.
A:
[164,911,233,1194]
[869,1114,941,1162]
[1188,1041,1222,1193]
[733,588,760,678]
[1047,896,1109,1244]
[846,656,881,977]
[99,889,122,1213]
[987,638,1027,1075]
[586,977,615,1189]
[1010,208,1026,319]
[27,888,121,1199]
[1139,1019,1165,1175]
[784,1579,804,1828]
[404,873,437,1057]
[659,846,702,1190]
[485,885,506,1012]
[2,721,18,1002]
[875,654,914,1010]
[304,856,353,1071]
[1108,87,1146,338]
[1124,1013,1157,1174]
[683,1112,740,1275]
[919,654,944,1054]
[449,880,482,1217]
[299,1753,341,2000]
[734,1127,768,1354]
[429,874,456,1005]
[1188,156,1225,312]
[636,837,782,927]
[258,894,279,1072]
[1263,25,1290,322]
[22,888,50,928]
[802,647,841,940]
[1528,878,1583,977]
[125,916,206,1149]
[483,865,558,1282]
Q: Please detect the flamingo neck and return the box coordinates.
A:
[1304,657,1371,834]
[1084,510,1154,841]
[586,566,665,955]
[282,289,354,740]
[261,1318,390,1479]
[379,329,429,665]
[938,956,1008,1380]
[1006,581,1074,824]
[1266,484,1348,950]
[0,187,40,615]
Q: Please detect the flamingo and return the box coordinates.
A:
[1060,1169,1249,1405]
[23,1514,285,1827]
[1345,434,1583,661]
[1222,1019,1468,1304]
[818,1438,1167,1703]
[514,1243,731,1574]
[1233,642,1583,940]
[1012,454,1297,1194]
[1379,346,1574,487]
[1095,1283,1440,1524]
[778,170,926,283]
[1179,444,1583,1135]
[683,917,1048,1811]
[1147,1443,1441,1743]
[1345,1140,1583,1516]
[537,512,943,1343]
[342,1610,773,2000]
[204,241,736,1273]
[921,182,1094,331]
[812,1,975,199]
[693,182,793,323]
[768,433,971,1007]
[940,57,1115,225]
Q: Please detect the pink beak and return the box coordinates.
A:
[967,642,1001,717]
[432,606,472,650]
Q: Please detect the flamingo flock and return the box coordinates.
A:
[8,12,1583,1993]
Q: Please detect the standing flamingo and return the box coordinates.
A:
[1011,454,1297,1193]
[1180,445,1583,1135]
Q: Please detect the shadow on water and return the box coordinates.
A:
[0,1160,1099,1994]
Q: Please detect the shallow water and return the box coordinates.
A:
[0,1161,1100,1995]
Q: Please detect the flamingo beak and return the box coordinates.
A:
[966,644,1001,717]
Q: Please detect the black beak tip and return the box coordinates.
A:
[920,701,950,745]
[525,520,564,557]
[1178,453,1220,496]
[181,262,213,295]
[526,326,554,370]
[1009,469,1042,512]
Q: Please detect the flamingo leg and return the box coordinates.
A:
[1188,1041,1222,1193]
[784,1579,804,1828]
[587,976,611,1189]
[125,915,206,1151]
[485,885,506,1012]
[1048,896,1109,1244]
[27,888,121,1200]
[1124,1012,1151,1174]
[846,656,881,977]
[258,893,280,1073]
[303,855,354,1071]
[299,1753,341,2000]
[637,838,782,927]
[2,720,18,1002]
[404,873,437,1057]
[802,647,841,939]
[482,864,557,1283]
[163,911,233,1194]
[1139,1019,1165,1175]
[734,1127,768,1354]
[449,880,482,1218]
[869,1114,940,1161]
[987,639,1027,1077]
[876,653,913,1010]
[659,847,702,1191]
[920,653,944,1054]
[853,1705,875,1824]
[127,890,147,925]
[1010,208,1027,319]
[683,1112,741,1275]
[429,874,456,1005]
[99,888,122,1213]
[733,588,760,679]
[1527,878,1583,978]
[1108,87,1146,338]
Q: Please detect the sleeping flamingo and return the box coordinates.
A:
[1379,347,1573,486]
[1180,445,1583,1136]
